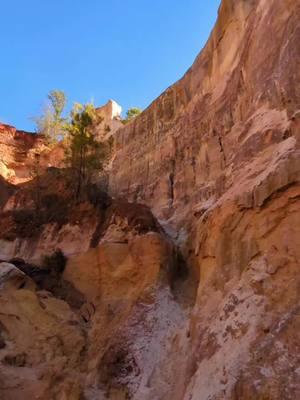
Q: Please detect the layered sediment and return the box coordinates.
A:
[0,0,299,399]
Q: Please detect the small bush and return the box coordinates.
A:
[12,196,69,238]
[122,107,142,124]
[43,249,66,275]
[86,183,112,209]
[13,209,43,238]
[40,193,69,226]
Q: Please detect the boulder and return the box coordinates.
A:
[0,262,34,290]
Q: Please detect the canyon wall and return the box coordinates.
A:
[0,124,65,184]
[0,124,41,183]
[107,0,300,398]
[0,0,300,399]
[110,0,300,238]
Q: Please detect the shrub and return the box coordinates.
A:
[126,107,142,120]
[13,209,42,238]
[40,193,69,226]
[42,249,66,275]
[86,183,112,209]
[33,90,67,144]
[122,107,142,124]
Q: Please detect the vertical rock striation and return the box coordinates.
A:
[0,0,300,398]
[108,0,300,398]
[109,0,300,236]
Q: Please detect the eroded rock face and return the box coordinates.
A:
[0,0,299,399]
[107,0,300,398]
[109,0,300,234]
[0,266,85,400]
[0,124,41,183]
[0,262,35,290]
[160,184,300,400]
[0,124,65,185]
[64,220,185,399]
[0,200,183,400]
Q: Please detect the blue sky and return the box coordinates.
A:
[0,1,220,131]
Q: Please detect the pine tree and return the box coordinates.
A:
[64,103,112,200]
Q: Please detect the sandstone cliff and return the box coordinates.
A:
[0,123,64,184]
[109,0,300,398]
[110,0,300,234]
[0,0,300,399]
[0,198,180,400]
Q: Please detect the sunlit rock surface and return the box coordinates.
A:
[0,0,300,399]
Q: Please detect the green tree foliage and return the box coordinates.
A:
[48,90,66,119]
[33,105,53,140]
[64,103,112,200]
[127,107,142,120]
[34,90,67,144]
[122,107,142,124]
